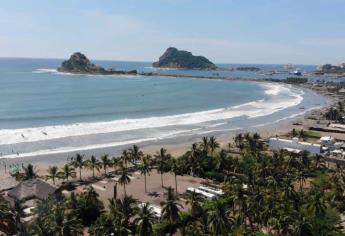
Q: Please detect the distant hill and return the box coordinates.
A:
[57,53,137,75]
[153,47,217,70]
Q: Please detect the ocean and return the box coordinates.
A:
[0,58,326,159]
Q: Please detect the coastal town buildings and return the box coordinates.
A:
[268,137,321,154]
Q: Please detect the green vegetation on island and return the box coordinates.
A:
[153,47,217,70]
[57,52,137,75]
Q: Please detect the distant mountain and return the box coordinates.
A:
[57,52,137,75]
[153,47,217,70]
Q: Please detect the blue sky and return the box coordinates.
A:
[0,0,344,64]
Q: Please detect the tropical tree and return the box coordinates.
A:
[234,133,245,151]
[185,190,204,218]
[75,187,104,226]
[209,136,220,154]
[59,164,76,183]
[130,145,144,165]
[134,202,156,236]
[46,166,59,185]
[0,196,15,235]
[86,156,101,179]
[121,150,132,168]
[119,166,131,196]
[207,199,232,235]
[200,136,209,155]
[41,204,82,235]
[100,154,112,176]
[155,148,171,188]
[22,163,38,180]
[139,155,152,193]
[160,187,183,234]
[107,195,138,234]
[71,153,85,181]
[169,158,180,194]
[187,143,203,176]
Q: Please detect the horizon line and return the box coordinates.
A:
[0,55,321,67]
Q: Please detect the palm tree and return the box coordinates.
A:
[139,155,152,193]
[42,204,83,235]
[59,164,76,183]
[22,163,38,180]
[155,148,170,188]
[100,154,111,176]
[119,166,131,196]
[160,187,183,234]
[207,199,232,236]
[46,166,59,185]
[0,196,15,235]
[209,136,220,154]
[134,203,156,236]
[107,195,138,234]
[200,136,209,155]
[112,156,121,172]
[130,145,144,165]
[185,190,204,218]
[86,156,101,179]
[234,133,245,151]
[71,153,85,181]
[121,150,132,168]
[11,201,26,234]
[169,158,179,194]
[187,143,202,176]
[215,149,228,173]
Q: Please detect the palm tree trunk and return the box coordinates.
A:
[124,183,126,196]
[144,173,147,193]
[161,172,164,188]
[174,173,177,194]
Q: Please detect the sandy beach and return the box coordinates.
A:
[0,82,335,178]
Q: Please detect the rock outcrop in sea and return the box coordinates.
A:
[57,52,137,75]
[153,47,217,70]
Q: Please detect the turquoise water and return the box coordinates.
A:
[0,58,326,159]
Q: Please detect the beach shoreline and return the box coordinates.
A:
[0,78,334,176]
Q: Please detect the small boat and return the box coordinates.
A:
[290,70,302,76]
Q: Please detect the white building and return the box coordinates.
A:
[320,136,335,146]
[269,137,321,154]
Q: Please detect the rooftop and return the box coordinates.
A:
[7,179,57,201]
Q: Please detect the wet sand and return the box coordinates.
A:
[0,82,337,180]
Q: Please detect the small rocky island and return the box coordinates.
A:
[57,52,137,75]
[153,47,217,70]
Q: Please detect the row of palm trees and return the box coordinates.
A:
[2,134,345,235]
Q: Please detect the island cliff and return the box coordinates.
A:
[57,53,137,75]
[153,47,217,70]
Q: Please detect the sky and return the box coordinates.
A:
[0,0,344,65]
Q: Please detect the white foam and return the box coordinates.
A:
[32,69,58,74]
[0,137,157,159]
[264,83,282,95]
[0,83,304,146]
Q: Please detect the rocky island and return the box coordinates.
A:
[57,52,137,75]
[153,47,217,70]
